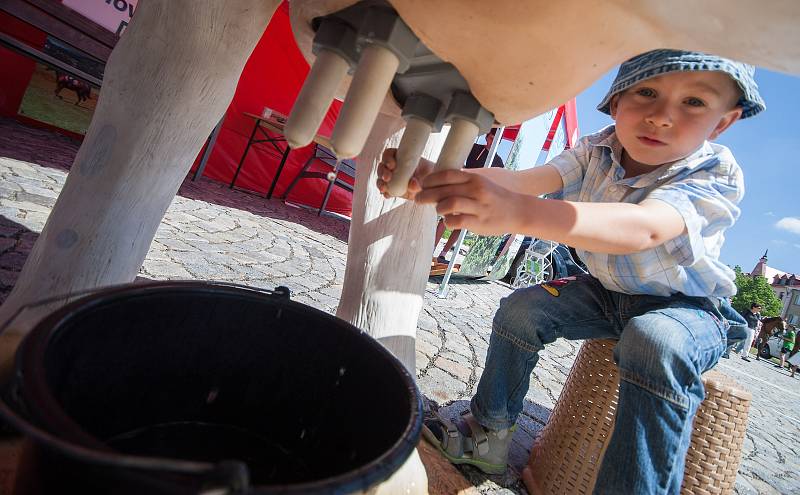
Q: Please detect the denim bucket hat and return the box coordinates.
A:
[597,49,766,118]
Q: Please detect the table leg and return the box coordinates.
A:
[193,115,225,181]
[229,119,260,188]
[266,146,291,199]
[318,172,337,216]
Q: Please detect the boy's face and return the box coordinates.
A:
[609,71,743,168]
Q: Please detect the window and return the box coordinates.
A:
[795,293,800,306]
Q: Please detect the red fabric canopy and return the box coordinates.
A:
[191,2,353,215]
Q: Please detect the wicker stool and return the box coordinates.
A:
[522,339,752,495]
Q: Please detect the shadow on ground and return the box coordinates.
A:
[177,178,349,243]
[0,118,350,243]
[0,217,37,305]
[0,216,154,308]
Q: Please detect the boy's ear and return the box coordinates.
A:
[709,106,743,140]
[609,94,620,119]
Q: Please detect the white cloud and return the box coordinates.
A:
[776,217,800,235]
[764,211,775,217]
[771,239,788,245]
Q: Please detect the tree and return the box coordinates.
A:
[730,266,783,316]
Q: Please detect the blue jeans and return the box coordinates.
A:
[471,274,726,494]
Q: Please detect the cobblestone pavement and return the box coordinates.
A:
[0,120,797,494]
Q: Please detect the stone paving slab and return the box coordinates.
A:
[0,119,798,494]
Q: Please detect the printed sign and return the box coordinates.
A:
[62,0,138,36]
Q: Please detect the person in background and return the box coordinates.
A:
[737,302,761,362]
[778,325,796,370]
[787,332,800,377]
[433,129,504,264]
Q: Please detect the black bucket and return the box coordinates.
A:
[1,281,422,494]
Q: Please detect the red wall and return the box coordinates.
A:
[0,12,45,117]
[191,2,352,215]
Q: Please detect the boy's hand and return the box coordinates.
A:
[416,169,524,236]
[376,148,434,200]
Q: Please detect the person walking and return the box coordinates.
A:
[738,303,762,362]
[778,325,796,370]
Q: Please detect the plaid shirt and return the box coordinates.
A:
[549,126,743,298]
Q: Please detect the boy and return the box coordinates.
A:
[376,49,764,494]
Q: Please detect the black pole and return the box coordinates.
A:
[229,119,261,188]
[193,115,225,181]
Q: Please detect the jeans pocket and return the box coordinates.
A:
[685,308,727,371]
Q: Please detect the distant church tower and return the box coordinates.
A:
[750,250,769,277]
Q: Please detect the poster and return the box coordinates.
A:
[62,0,138,36]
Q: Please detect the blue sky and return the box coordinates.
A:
[575,68,800,275]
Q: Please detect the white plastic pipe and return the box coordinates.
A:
[385,116,432,197]
[331,43,400,159]
[285,49,350,149]
[436,118,479,171]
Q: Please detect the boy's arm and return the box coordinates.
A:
[498,194,687,255]
[460,134,590,201]
[464,165,564,198]
[377,150,568,200]
[418,171,686,254]
[418,137,741,257]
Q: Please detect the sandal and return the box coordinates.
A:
[421,410,514,475]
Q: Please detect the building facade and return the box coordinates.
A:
[749,251,800,325]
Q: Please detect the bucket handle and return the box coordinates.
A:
[0,389,252,493]
[0,384,250,495]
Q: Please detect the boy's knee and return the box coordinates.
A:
[617,319,686,369]
[492,288,551,350]
[615,314,703,407]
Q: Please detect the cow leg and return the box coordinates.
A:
[337,112,440,373]
[0,0,278,343]
[337,113,446,494]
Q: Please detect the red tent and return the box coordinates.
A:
[189,2,354,215]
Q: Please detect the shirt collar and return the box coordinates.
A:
[588,125,716,187]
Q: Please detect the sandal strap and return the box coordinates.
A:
[462,411,490,457]
[433,411,464,457]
